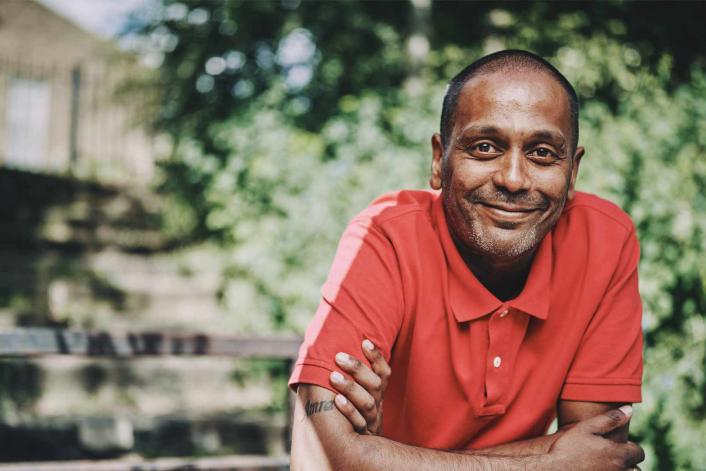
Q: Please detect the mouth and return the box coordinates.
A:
[477,202,542,222]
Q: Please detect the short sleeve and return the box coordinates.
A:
[560,227,643,403]
[289,216,405,393]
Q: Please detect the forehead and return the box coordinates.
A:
[453,70,572,139]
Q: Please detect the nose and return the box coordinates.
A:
[491,147,531,193]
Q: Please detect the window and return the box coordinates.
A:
[4,77,52,169]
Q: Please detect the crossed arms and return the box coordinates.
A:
[290,342,645,470]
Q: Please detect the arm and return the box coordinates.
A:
[332,343,633,451]
[323,343,642,468]
[331,343,557,457]
[469,400,631,457]
[291,384,554,471]
[291,384,642,471]
[558,400,631,443]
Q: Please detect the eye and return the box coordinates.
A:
[469,142,501,157]
[527,146,559,163]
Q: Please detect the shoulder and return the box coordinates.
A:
[561,191,635,237]
[352,189,437,230]
[555,191,638,265]
[331,189,438,266]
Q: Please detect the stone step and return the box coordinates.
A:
[0,168,170,252]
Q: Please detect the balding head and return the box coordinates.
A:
[440,50,579,152]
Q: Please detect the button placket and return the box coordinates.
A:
[485,315,503,403]
[483,306,515,408]
[479,309,531,416]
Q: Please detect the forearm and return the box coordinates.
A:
[465,432,562,457]
[295,426,555,470]
[559,400,631,443]
[339,433,555,471]
[292,385,555,470]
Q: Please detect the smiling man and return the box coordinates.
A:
[289,50,644,470]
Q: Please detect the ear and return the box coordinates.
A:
[430,133,444,190]
[567,146,585,200]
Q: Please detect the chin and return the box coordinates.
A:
[469,223,542,260]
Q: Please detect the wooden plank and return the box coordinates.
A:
[0,454,289,471]
[0,329,301,359]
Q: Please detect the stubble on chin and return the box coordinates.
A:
[468,218,540,259]
[446,195,564,262]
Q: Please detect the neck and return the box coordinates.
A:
[454,239,536,301]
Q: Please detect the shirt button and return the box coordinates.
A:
[493,356,502,368]
[499,309,509,318]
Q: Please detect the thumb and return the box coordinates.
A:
[577,405,632,435]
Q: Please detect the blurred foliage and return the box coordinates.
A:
[130,1,706,468]
[231,358,291,414]
[0,360,44,420]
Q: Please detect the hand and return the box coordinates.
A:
[328,339,391,435]
[548,405,645,470]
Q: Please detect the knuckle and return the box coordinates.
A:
[382,365,392,378]
[363,399,376,413]
[369,355,382,367]
[341,401,355,414]
[353,415,367,432]
[618,448,635,467]
[371,375,383,390]
[629,443,646,463]
[605,409,623,424]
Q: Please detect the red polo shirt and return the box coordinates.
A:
[289,190,643,450]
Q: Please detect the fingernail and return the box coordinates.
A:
[362,339,374,351]
[331,371,344,383]
[335,352,350,364]
[619,405,633,418]
[335,394,347,406]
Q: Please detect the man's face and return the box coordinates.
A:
[430,70,584,261]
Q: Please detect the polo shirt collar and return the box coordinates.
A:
[432,193,552,323]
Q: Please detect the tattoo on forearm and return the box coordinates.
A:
[305,399,335,416]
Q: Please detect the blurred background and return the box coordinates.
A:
[0,0,705,469]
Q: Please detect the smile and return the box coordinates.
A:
[478,202,540,222]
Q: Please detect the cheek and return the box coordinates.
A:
[530,167,572,201]
[444,159,495,191]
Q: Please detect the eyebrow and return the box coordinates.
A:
[458,125,504,138]
[531,130,567,148]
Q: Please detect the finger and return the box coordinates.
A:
[329,370,379,426]
[576,405,632,435]
[622,441,646,467]
[335,352,383,400]
[333,394,368,434]
[362,339,392,388]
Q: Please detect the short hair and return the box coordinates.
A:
[440,50,579,152]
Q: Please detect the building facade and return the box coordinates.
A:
[0,0,157,184]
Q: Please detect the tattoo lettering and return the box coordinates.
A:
[305,399,335,416]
